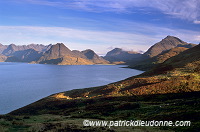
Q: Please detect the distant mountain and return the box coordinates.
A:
[37,43,72,63]
[0,43,109,65]
[0,44,8,54]
[104,48,142,63]
[27,44,52,52]
[82,49,109,64]
[37,43,109,65]
[144,36,192,58]
[0,44,51,62]
[2,44,17,56]
[2,44,51,56]
[6,49,43,62]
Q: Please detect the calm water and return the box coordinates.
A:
[0,62,143,114]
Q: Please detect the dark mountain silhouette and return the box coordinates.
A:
[104,48,142,63]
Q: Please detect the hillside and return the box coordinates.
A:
[131,46,190,70]
[129,36,196,70]
[4,45,200,131]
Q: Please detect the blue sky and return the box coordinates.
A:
[0,0,200,55]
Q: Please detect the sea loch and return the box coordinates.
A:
[0,62,143,114]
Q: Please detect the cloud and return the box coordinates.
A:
[194,20,200,24]
[19,0,200,23]
[0,24,199,54]
[0,26,153,54]
[153,0,200,22]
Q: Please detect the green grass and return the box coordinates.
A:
[1,92,200,132]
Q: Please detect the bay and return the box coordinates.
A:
[0,62,143,114]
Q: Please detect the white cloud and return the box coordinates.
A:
[0,26,153,54]
[194,20,200,24]
[19,0,200,23]
[0,25,199,54]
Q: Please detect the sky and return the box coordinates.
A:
[0,0,200,55]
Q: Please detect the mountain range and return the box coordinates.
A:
[0,36,196,67]
[0,43,108,65]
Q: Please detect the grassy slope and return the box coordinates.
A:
[1,45,200,132]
